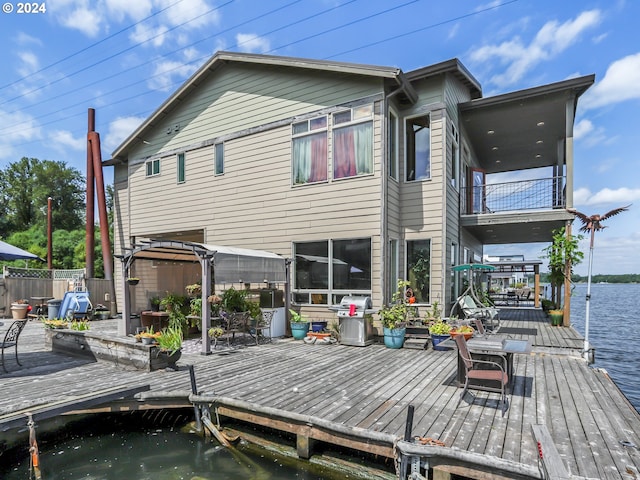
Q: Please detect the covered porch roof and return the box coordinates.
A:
[118,240,289,354]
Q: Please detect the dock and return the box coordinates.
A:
[1,309,639,479]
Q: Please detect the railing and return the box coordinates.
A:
[461,176,565,215]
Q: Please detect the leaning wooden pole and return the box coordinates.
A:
[563,222,572,327]
[88,131,113,281]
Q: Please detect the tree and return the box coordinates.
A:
[0,157,85,236]
[541,226,584,308]
[569,205,630,361]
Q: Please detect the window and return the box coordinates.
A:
[177,153,185,183]
[406,115,430,181]
[451,122,459,189]
[293,238,372,304]
[387,239,399,301]
[145,159,160,177]
[333,104,373,180]
[388,111,398,180]
[214,143,224,175]
[292,116,327,185]
[407,239,431,303]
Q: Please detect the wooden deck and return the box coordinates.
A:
[1,309,640,479]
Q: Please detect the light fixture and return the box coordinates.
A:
[535,154,542,158]
[536,140,544,144]
[487,130,495,135]
[537,121,545,127]
[496,160,501,164]
[492,146,499,151]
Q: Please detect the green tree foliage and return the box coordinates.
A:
[541,227,584,306]
[0,157,85,234]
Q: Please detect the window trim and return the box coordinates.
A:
[332,104,374,181]
[405,113,431,182]
[177,152,185,184]
[291,115,328,186]
[214,142,224,176]
[145,158,160,177]
[388,109,399,180]
[451,121,460,190]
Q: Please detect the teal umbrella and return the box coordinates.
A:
[452,263,496,272]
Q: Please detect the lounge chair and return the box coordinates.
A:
[454,333,509,416]
[1,319,28,373]
[458,295,500,330]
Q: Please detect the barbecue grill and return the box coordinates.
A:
[329,295,376,346]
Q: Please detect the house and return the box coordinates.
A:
[108,51,593,327]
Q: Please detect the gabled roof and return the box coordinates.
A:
[111,51,418,159]
[405,58,482,99]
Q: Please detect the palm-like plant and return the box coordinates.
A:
[568,205,630,361]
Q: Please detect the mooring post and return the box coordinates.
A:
[27,413,42,480]
[188,365,202,432]
[399,405,415,479]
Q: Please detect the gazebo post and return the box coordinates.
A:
[200,254,212,354]
[120,256,132,336]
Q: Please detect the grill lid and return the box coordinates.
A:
[338,295,372,310]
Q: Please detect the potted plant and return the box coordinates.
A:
[127,277,140,285]
[549,308,564,326]
[289,309,310,340]
[139,327,161,345]
[429,320,452,351]
[93,304,110,320]
[185,283,202,297]
[156,326,183,369]
[150,296,161,312]
[10,299,30,319]
[450,324,474,341]
[208,326,224,349]
[378,280,414,349]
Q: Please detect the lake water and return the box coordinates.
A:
[569,283,640,412]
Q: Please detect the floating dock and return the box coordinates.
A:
[1,309,639,479]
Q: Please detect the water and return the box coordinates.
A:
[0,421,367,480]
[569,283,640,412]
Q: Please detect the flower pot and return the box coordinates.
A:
[383,326,406,349]
[311,320,327,332]
[127,279,139,285]
[549,311,563,326]
[431,334,451,351]
[141,336,156,345]
[94,310,109,320]
[290,322,310,340]
[10,304,29,319]
[450,331,473,341]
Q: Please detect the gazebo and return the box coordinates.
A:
[118,240,288,354]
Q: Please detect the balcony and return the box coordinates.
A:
[460,176,573,245]
[461,176,566,215]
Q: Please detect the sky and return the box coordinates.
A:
[0,0,639,276]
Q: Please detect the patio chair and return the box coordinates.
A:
[224,311,251,347]
[253,310,275,345]
[458,295,500,330]
[1,319,28,373]
[454,333,509,416]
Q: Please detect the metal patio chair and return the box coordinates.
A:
[253,310,275,345]
[454,333,509,416]
[1,319,28,373]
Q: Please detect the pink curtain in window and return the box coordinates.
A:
[310,135,327,182]
[333,128,356,179]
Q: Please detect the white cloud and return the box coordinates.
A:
[16,32,43,46]
[147,58,199,91]
[0,109,41,161]
[581,53,640,109]
[574,187,640,206]
[573,119,593,140]
[470,10,601,87]
[130,23,169,47]
[104,0,152,22]
[159,0,220,28]
[60,6,104,37]
[49,130,85,152]
[104,115,146,153]
[236,33,271,54]
[16,52,39,76]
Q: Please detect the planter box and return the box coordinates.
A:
[45,329,175,371]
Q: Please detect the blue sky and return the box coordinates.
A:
[1,0,638,276]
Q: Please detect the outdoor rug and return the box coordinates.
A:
[498,327,538,336]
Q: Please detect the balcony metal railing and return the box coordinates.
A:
[461,176,566,215]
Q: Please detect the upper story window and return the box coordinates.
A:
[292,116,327,185]
[177,153,185,183]
[388,110,399,180]
[146,159,160,177]
[214,143,224,176]
[333,104,373,180]
[406,114,430,181]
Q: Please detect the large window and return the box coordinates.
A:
[406,115,430,181]
[333,105,373,179]
[177,153,185,183]
[407,239,431,303]
[293,238,372,304]
[292,116,327,185]
[145,159,160,177]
